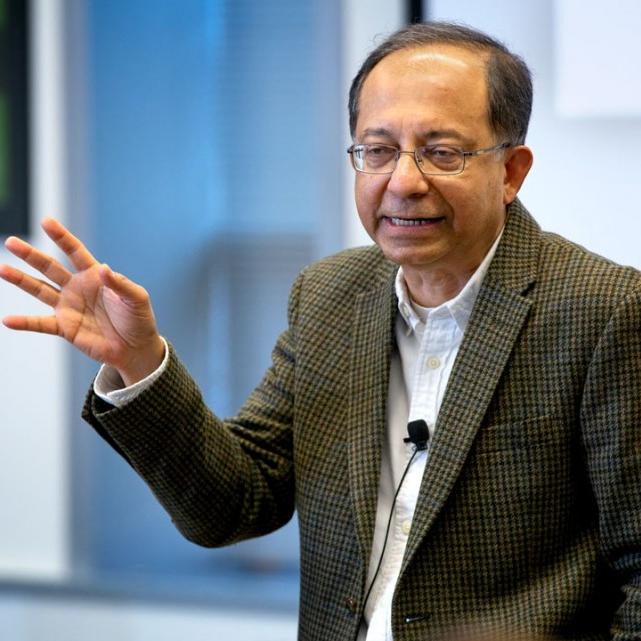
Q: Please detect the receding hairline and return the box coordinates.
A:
[353,42,494,136]
[374,40,493,66]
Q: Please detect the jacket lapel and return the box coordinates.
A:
[400,201,541,571]
[347,265,397,566]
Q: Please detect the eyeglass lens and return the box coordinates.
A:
[353,145,464,174]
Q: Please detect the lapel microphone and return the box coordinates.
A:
[403,419,430,451]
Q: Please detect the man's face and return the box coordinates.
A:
[353,45,517,279]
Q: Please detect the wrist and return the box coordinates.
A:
[117,335,166,387]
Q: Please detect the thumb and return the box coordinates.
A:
[99,264,150,305]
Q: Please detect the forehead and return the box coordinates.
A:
[356,44,491,141]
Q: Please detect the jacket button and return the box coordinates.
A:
[344,596,358,614]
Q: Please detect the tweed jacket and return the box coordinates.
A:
[84,200,641,641]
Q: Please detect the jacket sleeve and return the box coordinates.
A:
[81,269,305,548]
[580,287,641,640]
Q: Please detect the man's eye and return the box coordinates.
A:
[364,145,395,166]
[366,145,393,156]
[426,146,458,159]
[422,146,461,167]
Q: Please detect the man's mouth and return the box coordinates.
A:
[387,216,444,226]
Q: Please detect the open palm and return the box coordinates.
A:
[0,218,164,385]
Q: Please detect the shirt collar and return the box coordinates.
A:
[395,227,504,336]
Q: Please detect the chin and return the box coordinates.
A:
[378,241,440,267]
[384,252,439,270]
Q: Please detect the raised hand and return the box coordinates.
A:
[0,218,165,386]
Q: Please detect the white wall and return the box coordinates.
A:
[0,0,69,580]
[556,0,641,117]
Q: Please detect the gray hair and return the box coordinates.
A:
[348,22,533,145]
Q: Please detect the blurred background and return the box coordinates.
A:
[1,0,640,638]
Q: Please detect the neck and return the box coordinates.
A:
[402,230,503,307]
[402,264,476,307]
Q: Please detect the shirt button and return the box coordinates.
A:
[427,356,441,369]
[344,596,358,614]
[401,520,412,535]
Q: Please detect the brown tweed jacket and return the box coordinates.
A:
[84,200,641,641]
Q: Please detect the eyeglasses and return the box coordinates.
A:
[347,141,511,176]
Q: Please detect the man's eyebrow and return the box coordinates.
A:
[359,127,394,139]
[358,127,474,145]
[422,129,472,144]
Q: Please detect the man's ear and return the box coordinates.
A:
[503,145,533,204]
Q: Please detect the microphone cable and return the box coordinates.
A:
[359,419,430,620]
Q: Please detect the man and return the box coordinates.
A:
[2,21,641,641]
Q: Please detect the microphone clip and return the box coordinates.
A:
[404,419,430,451]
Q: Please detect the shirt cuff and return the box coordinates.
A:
[93,337,170,409]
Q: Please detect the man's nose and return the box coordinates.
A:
[386,151,430,197]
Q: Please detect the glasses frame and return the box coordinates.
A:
[346,141,511,176]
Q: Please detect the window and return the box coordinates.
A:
[69,0,342,608]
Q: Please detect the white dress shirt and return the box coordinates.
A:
[360,232,502,641]
[94,233,502,641]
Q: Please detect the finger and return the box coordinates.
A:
[2,315,59,335]
[4,235,72,286]
[0,264,60,307]
[99,264,150,306]
[41,217,98,272]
